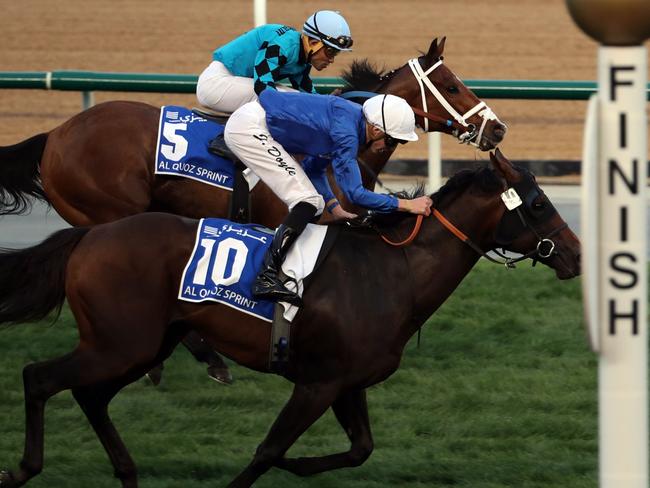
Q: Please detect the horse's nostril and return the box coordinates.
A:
[493,124,507,141]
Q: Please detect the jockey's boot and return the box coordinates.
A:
[253,223,302,306]
[252,201,318,306]
[208,133,239,162]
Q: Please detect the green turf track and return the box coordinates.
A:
[0,261,596,487]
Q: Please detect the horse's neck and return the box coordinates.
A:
[357,148,393,187]
[379,67,419,113]
[397,198,502,342]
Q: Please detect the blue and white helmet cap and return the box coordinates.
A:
[303,10,353,51]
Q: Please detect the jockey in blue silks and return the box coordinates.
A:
[197,10,353,113]
[224,90,433,306]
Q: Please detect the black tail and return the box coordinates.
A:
[0,227,90,325]
[0,132,49,215]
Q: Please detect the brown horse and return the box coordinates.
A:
[0,150,578,488]
[0,37,507,383]
[0,37,506,226]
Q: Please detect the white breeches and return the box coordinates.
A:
[223,101,325,214]
[196,61,295,114]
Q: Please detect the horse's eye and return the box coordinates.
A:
[532,201,546,210]
[447,85,459,94]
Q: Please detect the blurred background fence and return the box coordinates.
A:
[3,70,649,189]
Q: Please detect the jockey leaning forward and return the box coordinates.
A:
[197,10,352,113]
[224,91,433,306]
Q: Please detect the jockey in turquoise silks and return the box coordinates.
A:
[197,10,353,113]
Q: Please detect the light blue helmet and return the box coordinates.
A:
[303,10,353,51]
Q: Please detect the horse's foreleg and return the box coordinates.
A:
[227,382,340,488]
[274,388,374,476]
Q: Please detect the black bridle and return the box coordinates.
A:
[432,178,568,268]
[490,205,568,268]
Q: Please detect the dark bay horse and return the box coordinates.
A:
[0,150,578,488]
[0,37,506,227]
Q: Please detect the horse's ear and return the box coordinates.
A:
[426,36,446,61]
[490,148,520,183]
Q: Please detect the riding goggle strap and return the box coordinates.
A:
[407,58,501,146]
[379,94,408,148]
[305,31,352,50]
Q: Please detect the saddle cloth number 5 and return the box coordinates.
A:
[160,122,189,162]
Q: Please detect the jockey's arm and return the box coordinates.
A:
[289,67,317,93]
[302,156,336,204]
[252,42,287,95]
[327,111,397,213]
[329,144,398,213]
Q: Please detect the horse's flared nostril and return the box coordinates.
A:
[493,123,507,142]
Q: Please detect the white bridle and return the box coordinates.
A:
[407,58,503,147]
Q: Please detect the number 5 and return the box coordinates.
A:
[161,122,188,162]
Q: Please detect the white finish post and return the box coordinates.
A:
[253,0,266,27]
[566,2,649,485]
[596,46,647,488]
[580,93,599,352]
[427,132,441,192]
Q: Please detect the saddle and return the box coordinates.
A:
[192,107,251,224]
[191,106,230,125]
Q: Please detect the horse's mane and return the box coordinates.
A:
[431,166,502,207]
[370,166,502,229]
[341,59,400,93]
[340,37,442,93]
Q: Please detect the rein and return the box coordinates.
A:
[380,214,424,246]
[431,207,568,268]
[375,204,567,269]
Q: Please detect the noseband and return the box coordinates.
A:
[407,58,500,147]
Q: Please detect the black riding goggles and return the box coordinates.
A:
[323,46,341,59]
[325,35,353,50]
[385,135,408,148]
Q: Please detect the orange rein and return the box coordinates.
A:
[380,214,425,246]
[379,208,469,247]
[431,208,469,242]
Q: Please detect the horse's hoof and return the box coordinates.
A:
[145,365,163,386]
[207,365,233,385]
[0,470,18,488]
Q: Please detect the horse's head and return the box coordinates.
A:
[487,149,580,279]
[422,149,579,279]
[393,37,507,151]
[341,38,506,151]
